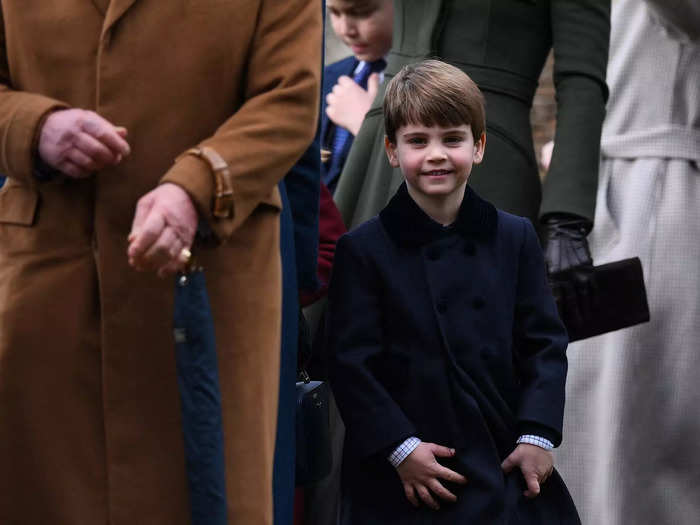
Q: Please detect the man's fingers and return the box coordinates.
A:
[427,479,457,503]
[403,484,419,508]
[435,464,467,485]
[115,126,128,138]
[128,208,165,260]
[416,485,439,510]
[66,148,98,172]
[75,131,119,166]
[336,75,353,86]
[58,160,90,179]
[141,226,181,270]
[96,127,131,158]
[129,195,154,242]
[81,112,131,157]
[429,443,456,458]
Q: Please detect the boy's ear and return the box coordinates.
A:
[473,132,486,164]
[384,135,400,168]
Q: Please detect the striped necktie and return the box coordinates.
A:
[325,58,386,188]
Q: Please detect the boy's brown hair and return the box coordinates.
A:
[384,59,486,143]
[327,0,384,13]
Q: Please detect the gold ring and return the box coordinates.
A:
[178,247,192,264]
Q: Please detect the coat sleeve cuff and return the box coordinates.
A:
[159,153,222,239]
[0,94,68,184]
[517,420,561,447]
[160,151,282,242]
[343,402,417,460]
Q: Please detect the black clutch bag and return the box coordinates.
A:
[549,257,650,342]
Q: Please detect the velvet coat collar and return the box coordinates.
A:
[379,182,498,248]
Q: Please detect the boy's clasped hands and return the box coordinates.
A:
[396,442,553,510]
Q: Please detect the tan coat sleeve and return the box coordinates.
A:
[161,0,322,240]
[0,9,67,185]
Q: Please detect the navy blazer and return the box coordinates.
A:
[321,55,358,189]
[327,184,578,524]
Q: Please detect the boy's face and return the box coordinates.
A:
[328,0,393,62]
[385,123,486,200]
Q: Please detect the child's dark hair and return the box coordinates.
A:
[384,59,486,143]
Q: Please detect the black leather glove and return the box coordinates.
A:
[543,214,593,273]
[542,213,597,329]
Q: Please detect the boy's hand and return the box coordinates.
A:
[325,73,380,136]
[501,444,553,499]
[396,442,467,510]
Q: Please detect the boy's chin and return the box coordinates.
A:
[419,177,466,192]
[354,52,380,62]
[408,179,467,198]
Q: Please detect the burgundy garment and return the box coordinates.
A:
[300,183,346,307]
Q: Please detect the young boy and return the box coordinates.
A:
[322,0,393,192]
[327,60,580,524]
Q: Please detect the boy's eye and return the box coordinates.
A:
[407,137,426,145]
[349,8,375,18]
[444,136,463,144]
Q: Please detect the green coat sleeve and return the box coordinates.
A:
[540,0,610,222]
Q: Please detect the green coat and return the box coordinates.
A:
[334,0,609,228]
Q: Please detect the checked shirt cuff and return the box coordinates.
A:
[517,434,554,451]
[388,436,421,468]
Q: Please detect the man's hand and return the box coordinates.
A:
[396,442,467,510]
[501,444,553,499]
[325,73,380,136]
[38,108,130,178]
[127,183,198,277]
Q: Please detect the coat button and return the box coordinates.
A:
[464,242,476,256]
[437,300,448,314]
[473,296,485,309]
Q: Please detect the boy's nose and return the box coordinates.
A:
[339,16,359,38]
[427,145,448,162]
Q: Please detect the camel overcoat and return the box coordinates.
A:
[0,2,321,525]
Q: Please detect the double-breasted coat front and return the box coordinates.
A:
[0,2,320,524]
[327,184,579,524]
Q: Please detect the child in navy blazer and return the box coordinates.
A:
[327,60,580,524]
[322,0,393,191]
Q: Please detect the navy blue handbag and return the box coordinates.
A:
[173,267,227,525]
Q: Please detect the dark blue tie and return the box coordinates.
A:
[325,59,386,188]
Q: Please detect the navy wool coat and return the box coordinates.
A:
[327,183,579,524]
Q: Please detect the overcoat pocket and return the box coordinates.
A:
[0,179,39,226]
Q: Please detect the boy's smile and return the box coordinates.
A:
[385,124,486,208]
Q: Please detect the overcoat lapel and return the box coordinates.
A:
[103,0,138,37]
